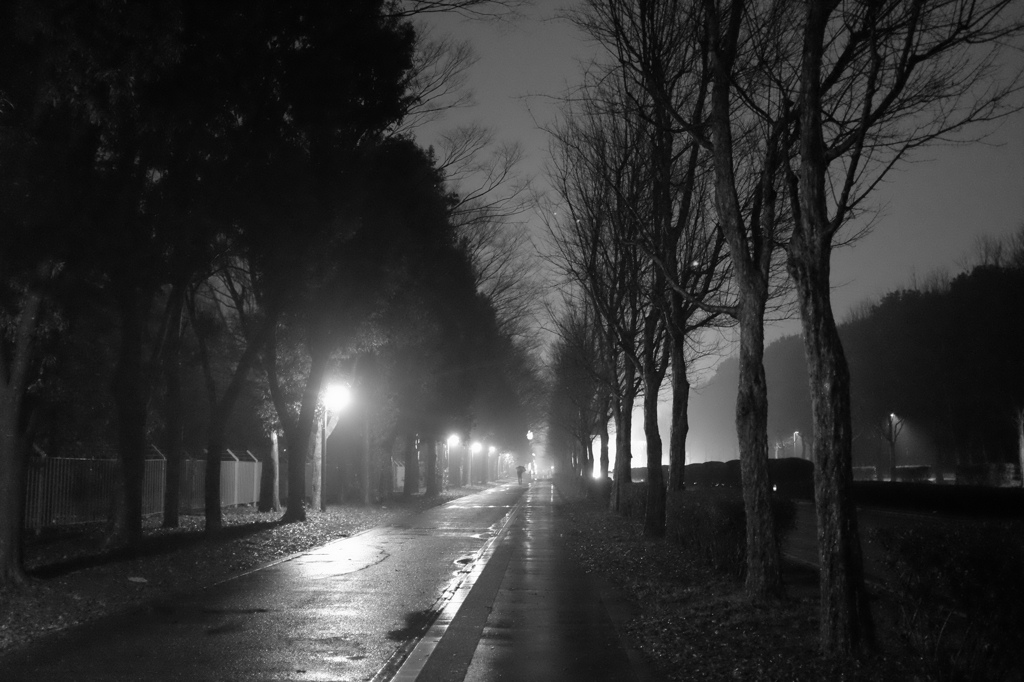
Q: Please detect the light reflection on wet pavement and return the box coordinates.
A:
[0,481,658,682]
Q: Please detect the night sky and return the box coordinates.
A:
[419,0,1024,338]
[419,1,1024,464]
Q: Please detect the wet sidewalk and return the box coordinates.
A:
[390,481,661,682]
[0,481,659,682]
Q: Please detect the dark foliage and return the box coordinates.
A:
[854,482,1024,519]
[558,487,920,681]
[612,479,798,579]
[666,490,796,579]
[875,522,1024,681]
[683,458,814,499]
[690,260,1024,471]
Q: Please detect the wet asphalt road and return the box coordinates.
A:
[0,481,655,682]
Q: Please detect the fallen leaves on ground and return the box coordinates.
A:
[556,494,923,682]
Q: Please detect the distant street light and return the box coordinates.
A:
[320,383,352,511]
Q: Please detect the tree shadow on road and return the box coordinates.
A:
[387,609,435,641]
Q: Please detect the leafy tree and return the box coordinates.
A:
[0,0,183,574]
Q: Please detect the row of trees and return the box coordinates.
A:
[542,0,1022,655]
[0,0,542,588]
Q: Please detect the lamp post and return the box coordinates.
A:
[320,383,351,511]
[885,412,904,482]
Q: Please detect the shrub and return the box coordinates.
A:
[553,473,613,506]
[666,489,797,579]
[874,522,1024,680]
[587,476,612,506]
[552,472,588,502]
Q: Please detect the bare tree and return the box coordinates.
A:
[547,294,612,478]
[699,0,798,602]
[393,30,478,134]
[573,0,793,591]
[880,412,905,481]
[0,265,53,586]
[571,1,736,534]
[390,0,527,20]
[783,0,1023,654]
[187,259,275,533]
[546,69,663,516]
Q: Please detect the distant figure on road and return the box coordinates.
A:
[516,465,526,485]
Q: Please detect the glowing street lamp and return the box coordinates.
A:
[323,384,352,413]
[320,383,352,511]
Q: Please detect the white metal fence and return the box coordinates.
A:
[23,448,262,530]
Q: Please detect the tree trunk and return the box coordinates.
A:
[704,0,783,602]
[666,344,691,538]
[0,277,43,587]
[735,294,781,600]
[271,431,282,511]
[0,397,27,587]
[204,428,225,532]
[1017,410,1023,489]
[888,437,897,483]
[668,344,690,494]
[425,438,439,497]
[598,397,610,479]
[447,440,458,488]
[202,319,272,533]
[362,411,372,505]
[610,362,636,512]
[403,431,418,497]
[109,285,152,549]
[258,431,282,512]
[790,0,874,652]
[161,289,185,528]
[789,246,873,654]
[280,343,330,523]
[311,420,323,511]
[643,370,665,537]
[793,266,873,653]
